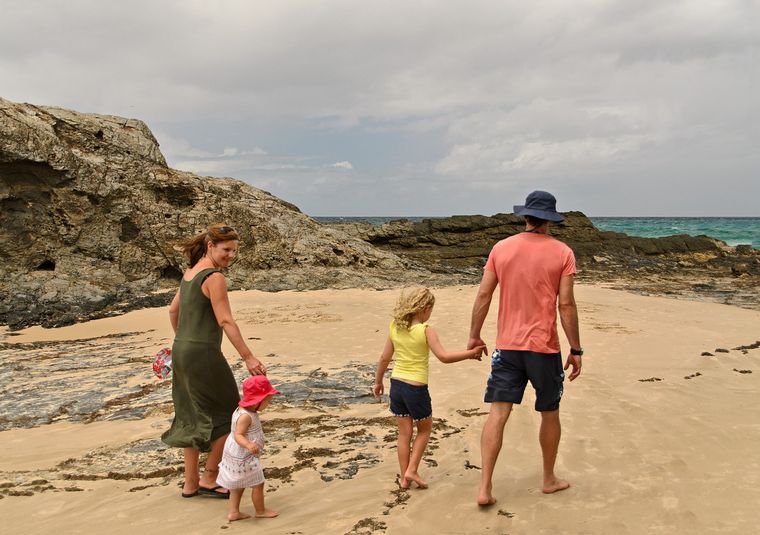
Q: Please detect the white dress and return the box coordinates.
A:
[216,407,266,489]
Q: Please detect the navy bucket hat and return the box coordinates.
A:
[513,190,565,222]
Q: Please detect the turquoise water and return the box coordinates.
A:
[314,216,760,250]
[590,217,760,250]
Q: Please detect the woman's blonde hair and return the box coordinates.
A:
[177,223,240,267]
[393,288,435,329]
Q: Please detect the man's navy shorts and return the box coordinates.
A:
[389,378,432,421]
[484,349,565,411]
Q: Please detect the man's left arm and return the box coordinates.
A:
[558,274,582,381]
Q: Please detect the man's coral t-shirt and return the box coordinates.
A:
[484,233,576,353]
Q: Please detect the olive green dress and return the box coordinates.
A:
[161,268,240,452]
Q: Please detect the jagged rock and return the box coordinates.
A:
[0,97,410,329]
[328,212,760,311]
[329,212,725,271]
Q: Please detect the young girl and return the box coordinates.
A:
[216,375,280,522]
[373,288,486,489]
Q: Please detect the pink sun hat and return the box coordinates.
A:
[239,375,280,408]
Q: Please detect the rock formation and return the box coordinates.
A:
[0,97,409,329]
[2,96,758,328]
[329,213,760,311]
[327,212,727,271]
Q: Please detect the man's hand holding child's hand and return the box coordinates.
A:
[469,345,487,360]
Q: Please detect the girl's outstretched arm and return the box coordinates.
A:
[373,337,394,398]
[427,326,486,364]
[233,412,260,455]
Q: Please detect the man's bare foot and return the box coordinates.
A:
[477,481,496,506]
[255,509,279,518]
[542,478,570,494]
[477,494,497,506]
[227,512,251,522]
[404,471,428,489]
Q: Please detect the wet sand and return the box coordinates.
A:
[1,285,759,534]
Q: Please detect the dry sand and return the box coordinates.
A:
[1,284,759,534]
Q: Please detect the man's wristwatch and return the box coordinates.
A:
[570,347,584,356]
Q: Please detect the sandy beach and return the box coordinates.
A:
[1,284,759,534]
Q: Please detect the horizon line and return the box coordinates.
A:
[308,214,760,219]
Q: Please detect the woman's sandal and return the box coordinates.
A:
[197,485,230,499]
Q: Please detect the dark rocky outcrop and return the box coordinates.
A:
[328,212,727,271]
[0,98,413,329]
[329,213,760,311]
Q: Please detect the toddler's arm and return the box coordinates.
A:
[373,337,394,398]
[233,412,260,455]
[427,326,486,364]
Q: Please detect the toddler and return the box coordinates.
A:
[373,288,485,489]
[216,375,280,521]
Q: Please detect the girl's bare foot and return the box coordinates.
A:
[404,471,428,489]
[542,477,570,494]
[399,476,410,490]
[227,512,251,522]
[255,509,279,518]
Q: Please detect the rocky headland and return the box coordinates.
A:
[327,213,760,311]
[0,98,423,329]
[2,96,758,330]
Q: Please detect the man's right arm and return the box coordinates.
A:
[558,274,582,380]
[468,270,498,352]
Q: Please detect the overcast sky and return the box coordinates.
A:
[2,1,758,216]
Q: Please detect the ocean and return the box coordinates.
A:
[314,216,760,250]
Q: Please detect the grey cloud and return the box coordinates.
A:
[1,0,758,215]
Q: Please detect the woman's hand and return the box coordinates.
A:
[245,356,266,376]
[373,381,384,399]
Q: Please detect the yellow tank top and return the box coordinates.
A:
[389,320,430,384]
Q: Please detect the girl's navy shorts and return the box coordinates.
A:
[389,378,432,421]
[484,349,565,411]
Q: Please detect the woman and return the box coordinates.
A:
[162,224,266,499]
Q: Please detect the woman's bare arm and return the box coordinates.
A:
[204,272,264,375]
[169,289,180,334]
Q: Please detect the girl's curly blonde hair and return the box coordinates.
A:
[393,288,435,329]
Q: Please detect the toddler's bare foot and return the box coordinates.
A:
[255,509,279,518]
[227,512,251,522]
[542,477,570,494]
[404,471,428,489]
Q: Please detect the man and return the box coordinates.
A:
[468,190,582,506]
